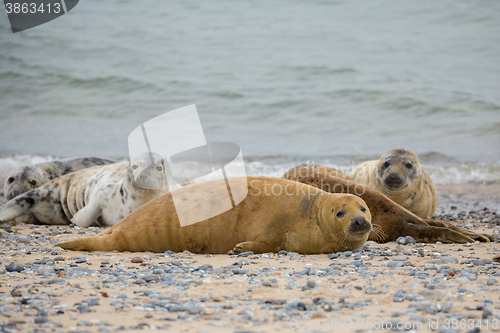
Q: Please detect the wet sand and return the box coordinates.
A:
[0,183,499,333]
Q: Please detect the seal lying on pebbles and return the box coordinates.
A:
[283,164,492,243]
[0,156,172,227]
[349,148,437,219]
[4,157,115,200]
[56,177,373,254]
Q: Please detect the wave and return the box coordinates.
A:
[1,154,499,187]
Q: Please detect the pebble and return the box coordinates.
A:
[487,278,497,286]
[441,256,459,264]
[5,262,25,272]
[0,209,498,332]
[396,236,416,245]
[387,261,405,268]
[131,257,144,263]
[10,289,22,297]
[34,317,48,324]
[483,309,493,319]
[17,236,30,244]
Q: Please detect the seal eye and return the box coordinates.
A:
[156,166,163,171]
[383,162,390,168]
[28,180,37,188]
[336,210,345,218]
[360,206,366,213]
[132,165,138,170]
[8,177,14,183]
[405,163,412,169]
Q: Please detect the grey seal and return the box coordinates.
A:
[0,155,172,227]
[4,157,115,200]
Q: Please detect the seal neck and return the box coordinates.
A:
[312,193,340,248]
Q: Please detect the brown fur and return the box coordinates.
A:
[283,164,492,244]
[56,177,372,254]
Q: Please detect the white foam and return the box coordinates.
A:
[0,155,499,187]
[425,164,500,185]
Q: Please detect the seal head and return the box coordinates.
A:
[378,148,419,192]
[128,154,172,190]
[4,157,115,200]
[316,193,372,252]
[4,166,44,200]
[349,148,438,219]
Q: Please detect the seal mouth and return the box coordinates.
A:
[5,188,26,200]
[135,172,166,190]
[347,216,372,235]
[383,173,407,190]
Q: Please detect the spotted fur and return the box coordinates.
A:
[0,156,172,227]
[4,157,115,200]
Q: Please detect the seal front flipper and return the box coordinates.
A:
[0,196,31,223]
[227,240,279,255]
[70,200,102,228]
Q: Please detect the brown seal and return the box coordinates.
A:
[283,164,491,244]
[55,177,372,254]
[349,148,437,219]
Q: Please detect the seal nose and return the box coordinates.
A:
[350,216,371,233]
[385,172,403,186]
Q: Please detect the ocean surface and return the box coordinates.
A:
[0,0,499,185]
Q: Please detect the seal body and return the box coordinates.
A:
[55,177,372,254]
[4,157,115,200]
[349,148,437,219]
[284,164,491,244]
[0,156,172,227]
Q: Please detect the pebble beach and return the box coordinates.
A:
[1,1,499,331]
[1,183,499,333]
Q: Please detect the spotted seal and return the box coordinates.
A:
[0,155,172,227]
[4,157,115,200]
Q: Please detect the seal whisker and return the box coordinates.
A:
[369,224,386,243]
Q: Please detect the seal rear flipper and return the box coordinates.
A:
[402,224,475,244]
[70,202,102,228]
[55,234,115,251]
[423,219,492,242]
